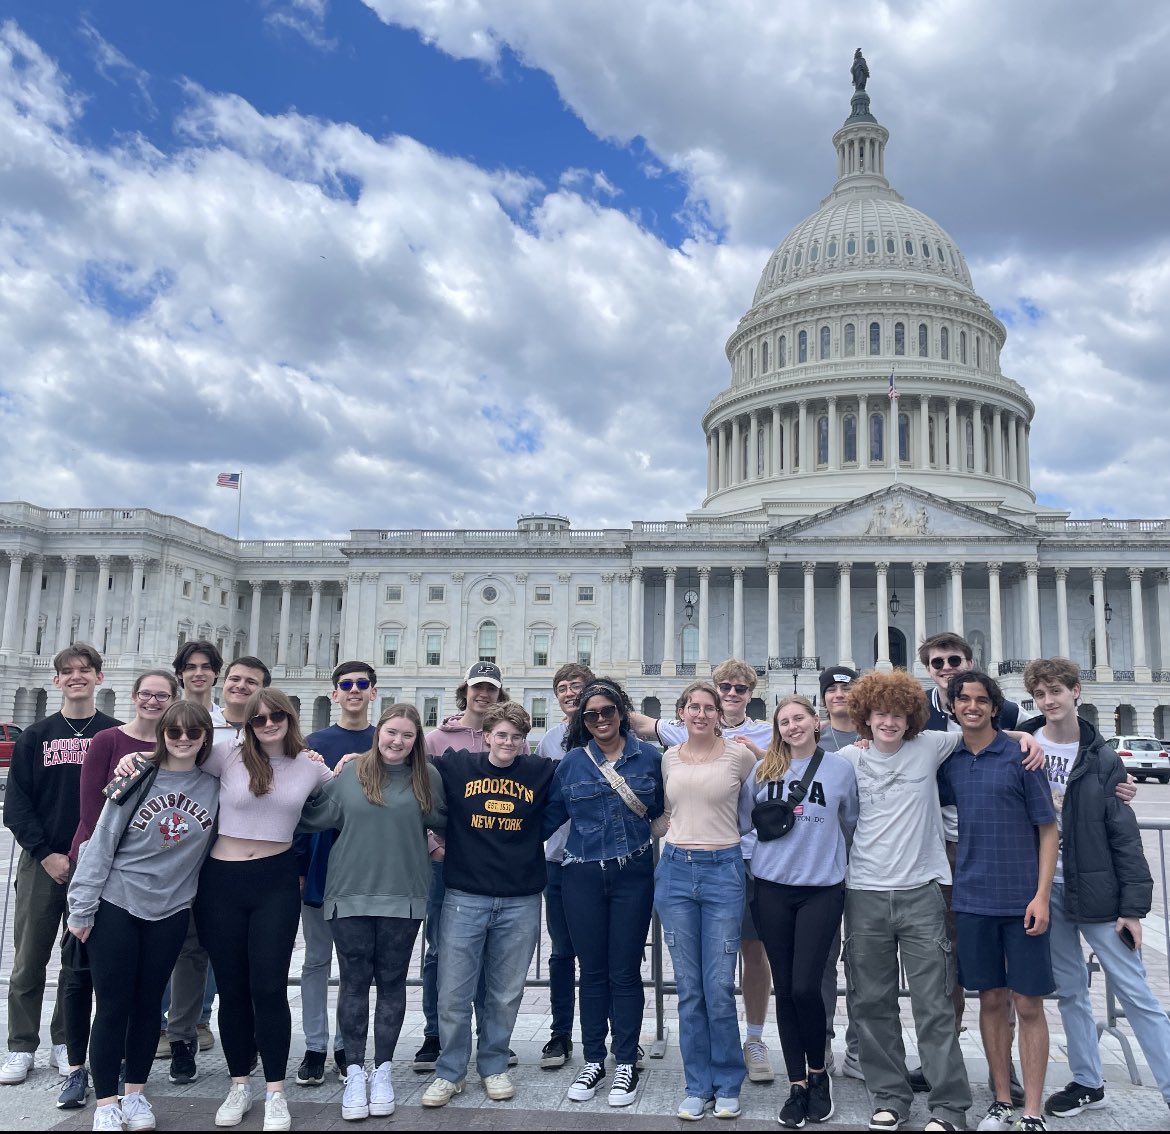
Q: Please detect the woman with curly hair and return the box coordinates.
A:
[738,695,858,1129]
[542,677,663,1108]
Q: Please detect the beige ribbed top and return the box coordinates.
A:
[660,739,756,850]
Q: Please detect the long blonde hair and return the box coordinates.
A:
[757,695,820,784]
[357,704,433,813]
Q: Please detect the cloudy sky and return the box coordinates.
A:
[2,0,1168,538]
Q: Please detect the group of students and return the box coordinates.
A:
[2,634,1169,1133]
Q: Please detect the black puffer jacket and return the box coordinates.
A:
[1020,715,1152,922]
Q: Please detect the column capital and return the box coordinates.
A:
[837,561,852,575]
[630,566,643,580]
[698,566,711,579]
[251,579,264,592]
[130,554,149,568]
[947,396,957,408]
[1091,566,1107,582]
[1025,561,1039,576]
[309,579,323,593]
[62,555,78,569]
[663,566,677,578]
[1158,568,1169,585]
[513,572,528,584]
[170,562,183,577]
[29,554,44,568]
[1054,566,1070,581]
[451,571,465,582]
[987,560,1002,573]
[949,560,965,574]
[6,550,26,565]
[362,572,379,583]
[767,562,780,577]
[801,561,816,575]
[600,572,614,583]
[912,560,927,574]
[618,571,630,583]
[798,398,808,409]
[732,566,745,579]
[874,560,889,574]
[1128,566,1145,583]
[279,579,293,592]
[827,394,837,407]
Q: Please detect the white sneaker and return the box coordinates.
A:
[421,1077,464,1107]
[263,1092,291,1132]
[52,1044,71,1076]
[215,1083,254,1127]
[341,1067,369,1121]
[92,1102,125,1131]
[0,1051,34,1085]
[121,1092,156,1132]
[369,1062,395,1117]
[482,1071,514,1101]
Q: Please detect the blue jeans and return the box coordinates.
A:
[562,847,654,1064]
[1049,882,1170,1103]
[434,889,541,1082]
[655,844,746,1100]
[422,863,487,1040]
[544,861,577,1039]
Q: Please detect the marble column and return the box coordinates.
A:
[21,555,44,653]
[92,556,111,654]
[973,403,984,474]
[277,580,293,666]
[1,553,25,653]
[766,563,779,661]
[1025,561,1041,661]
[1017,422,1029,486]
[662,567,677,672]
[698,567,710,670]
[949,561,965,637]
[1129,567,1150,681]
[57,556,78,650]
[747,413,759,481]
[992,408,1004,477]
[912,561,927,671]
[1054,568,1070,659]
[798,401,809,472]
[802,562,816,664]
[827,397,839,470]
[837,562,854,667]
[248,581,263,656]
[1007,415,1019,482]
[918,395,930,469]
[732,567,744,659]
[988,562,1003,674]
[307,580,322,671]
[1022,424,1032,488]
[730,418,741,486]
[771,407,782,476]
[1091,567,1111,681]
[947,398,959,472]
[858,395,869,471]
[875,561,891,671]
[128,555,146,655]
[629,567,644,665]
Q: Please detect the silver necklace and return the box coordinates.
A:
[62,713,96,739]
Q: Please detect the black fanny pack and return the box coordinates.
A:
[751,747,825,841]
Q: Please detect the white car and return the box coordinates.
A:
[1106,736,1170,784]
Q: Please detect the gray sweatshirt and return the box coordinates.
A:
[68,768,220,929]
[738,751,859,888]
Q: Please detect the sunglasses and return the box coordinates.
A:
[929,655,966,671]
[164,726,205,741]
[337,678,372,691]
[582,705,618,724]
[249,710,289,729]
[718,682,751,695]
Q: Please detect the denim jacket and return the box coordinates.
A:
[542,732,664,865]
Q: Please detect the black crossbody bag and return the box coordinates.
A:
[751,746,825,842]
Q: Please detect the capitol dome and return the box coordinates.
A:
[695,71,1036,524]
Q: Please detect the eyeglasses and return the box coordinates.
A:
[249,710,289,729]
[718,682,750,695]
[555,682,585,695]
[337,679,372,691]
[929,655,965,671]
[686,704,718,715]
[164,726,205,741]
[582,705,618,724]
[136,691,173,703]
[490,734,525,746]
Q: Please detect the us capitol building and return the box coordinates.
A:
[2,64,1168,739]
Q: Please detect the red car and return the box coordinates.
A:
[0,722,21,772]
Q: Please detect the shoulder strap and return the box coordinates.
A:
[787,746,825,804]
[590,745,648,819]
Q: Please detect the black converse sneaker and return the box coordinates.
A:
[1043,1081,1106,1118]
[608,1063,639,1107]
[567,1061,606,1102]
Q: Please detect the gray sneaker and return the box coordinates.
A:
[678,1096,715,1121]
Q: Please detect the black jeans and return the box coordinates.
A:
[752,878,845,1082]
[562,846,654,1064]
[194,851,301,1083]
[331,915,420,1067]
[87,900,189,1098]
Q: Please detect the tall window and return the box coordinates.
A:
[975,335,981,369]
[899,413,910,463]
[816,415,829,465]
[918,323,928,357]
[941,326,950,359]
[533,632,550,667]
[792,421,800,470]
[982,423,991,472]
[778,335,786,368]
[843,414,857,463]
[959,330,967,364]
[965,417,975,470]
[383,631,400,666]
[576,635,593,667]
[757,428,766,475]
[477,622,497,663]
[869,321,881,355]
[894,321,905,356]
[777,424,785,470]
[761,339,769,372]
[798,330,808,363]
[870,412,884,462]
[844,322,856,356]
[425,633,442,666]
[531,697,548,729]
[819,325,830,359]
[929,416,937,465]
[423,696,439,728]
[749,347,755,377]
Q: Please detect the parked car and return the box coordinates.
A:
[1105,735,1170,784]
[0,722,21,772]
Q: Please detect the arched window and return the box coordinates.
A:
[869,412,884,463]
[780,253,788,272]
[741,433,749,480]
[869,321,881,355]
[794,248,803,267]
[819,325,830,359]
[885,236,895,254]
[965,417,975,469]
[757,428,766,475]
[922,241,931,259]
[940,326,950,360]
[899,413,910,463]
[982,423,991,472]
[844,323,856,356]
[959,330,967,364]
[846,236,857,255]
[944,416,952,466]
[798,330,808,363]
[816,415,829,465]
[761,339,769,372]
[478,622,498,664]
[809,243,820,263]
[843,414,857,463]
[904,238,914,255]
[975,335,981,369]
[778,335,787,368]
[827,239,838,258]
[792,421,800,470]
[866,235,876,254]
[777,424,785,470]
[918,323,928,357]
[749,347,755,377]
[894,322,905,355]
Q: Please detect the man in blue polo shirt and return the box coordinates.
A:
[937,672,1057,1134]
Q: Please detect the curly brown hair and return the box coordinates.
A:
[847,670,929,740]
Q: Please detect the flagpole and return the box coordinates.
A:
[236,470,244,541]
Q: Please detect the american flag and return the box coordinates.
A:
[216,472,241,489]
[887,371,899,401]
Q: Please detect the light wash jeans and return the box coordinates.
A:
[300,903,337,1053]
[434,889,541,1083]
[654,844,746,1101]
[1049,882,1170,1104]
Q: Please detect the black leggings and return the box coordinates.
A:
[193,851,301,1082]
[752,878,844,1082]
[87,900,189,1098]
[331,915,420,1067]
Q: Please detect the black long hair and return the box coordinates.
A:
[562,676,635,752]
